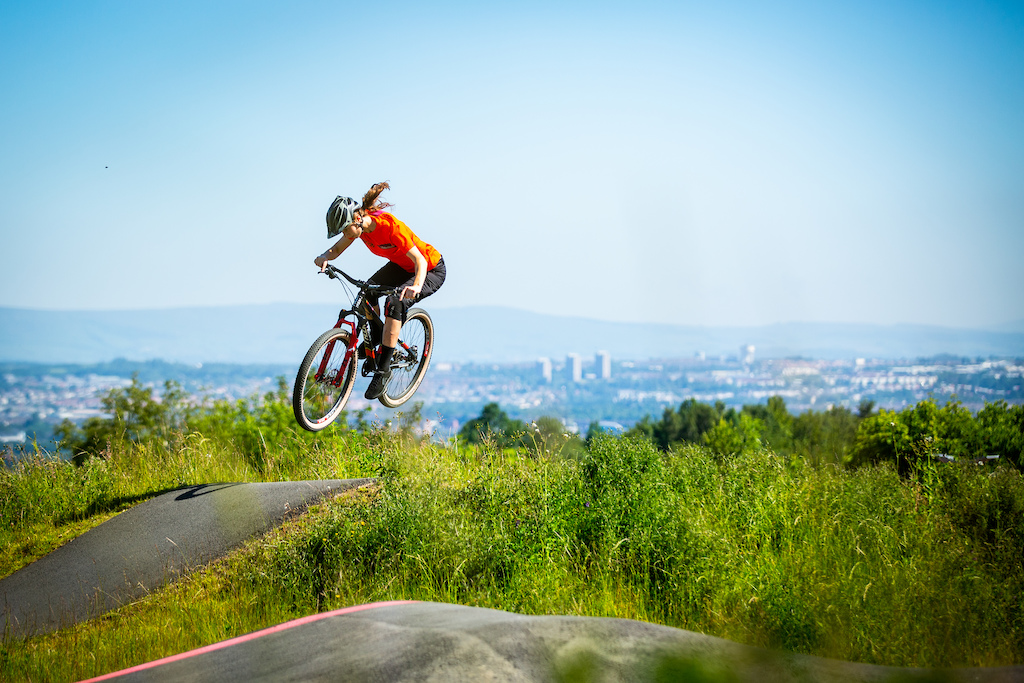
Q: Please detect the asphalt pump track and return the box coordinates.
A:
[1,479,369,638]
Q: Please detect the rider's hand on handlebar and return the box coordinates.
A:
[401,283,422,300]
[314,254,329,272]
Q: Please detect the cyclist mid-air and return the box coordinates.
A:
[314,181,446,400]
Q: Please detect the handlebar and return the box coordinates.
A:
[321,263,362,285]
[321,263,402,298]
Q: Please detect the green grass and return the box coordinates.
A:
[2,426,1023,681]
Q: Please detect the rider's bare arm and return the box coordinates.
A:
[315,216,376,270]
[314,234,355,270]
[402,246,428,300]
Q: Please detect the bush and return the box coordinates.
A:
[457,402,527,448]
[850,399,1023,473]
[628,398,720,451]
[702,413,763,457]
[55,376,189,465]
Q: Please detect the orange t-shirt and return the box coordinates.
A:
[360,212,441,272]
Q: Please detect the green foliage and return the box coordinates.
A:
[4,380,1024,679]
[457,402,527,447]
[1,452,115,530]
[850,398,1023,473]
[741,395,794,453]
[630,396,803,459]
[790,405,860,466]
[54,376,189,465]
[45,375,374,476]
[627,398,720,450]
[1,379,376,577]
[186,378,334,474]
[702,412,763,457]
[235,437,1024,668]
[629,394,1022,474]
[524,415,586,459]
[858,398,876,418]
[846,409,907,471]
[977,400,1024,470]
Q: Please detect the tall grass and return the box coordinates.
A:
[2,426,1022,681]
[238,435,1024,666]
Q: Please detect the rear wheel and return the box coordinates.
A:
[379,308,433,408]
[293,328,357,431]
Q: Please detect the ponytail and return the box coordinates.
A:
[359,181,392,215]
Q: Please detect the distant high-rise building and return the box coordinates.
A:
[741,344,756,365]
[597,350,611,380]
[567,353,582,383]
[538,357,552,383]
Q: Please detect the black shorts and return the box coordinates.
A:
[368,257,446,323]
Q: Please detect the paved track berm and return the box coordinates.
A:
[0,479,369,638]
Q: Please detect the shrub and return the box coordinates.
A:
[850,399,1024,473]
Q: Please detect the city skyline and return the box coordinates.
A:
[4,353,1020,447]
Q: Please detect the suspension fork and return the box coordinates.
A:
[316,316,357,386]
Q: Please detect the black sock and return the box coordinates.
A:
[377,345,395,372]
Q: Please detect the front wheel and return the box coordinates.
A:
[293,328,357,431]
[379,308,434,408]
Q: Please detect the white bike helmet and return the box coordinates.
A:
[326,196,361,238]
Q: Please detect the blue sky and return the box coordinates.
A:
[2,0,1022,329]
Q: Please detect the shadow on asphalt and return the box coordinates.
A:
[54,487,179,526]
[174,483,244,500]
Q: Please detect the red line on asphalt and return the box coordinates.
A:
[79,600,417,682]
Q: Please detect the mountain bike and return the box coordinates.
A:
[292,263,434,432]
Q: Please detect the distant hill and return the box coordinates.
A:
[1,305,1022,365]
[992,319,1024,334]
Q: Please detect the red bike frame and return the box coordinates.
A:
[315,317,358,387]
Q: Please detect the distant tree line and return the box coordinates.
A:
[626,396,865,466]
[624,396,1023,472]
[459,396,1023,473]
[49,374,1024,475]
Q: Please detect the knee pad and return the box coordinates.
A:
[384,295,409,324]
